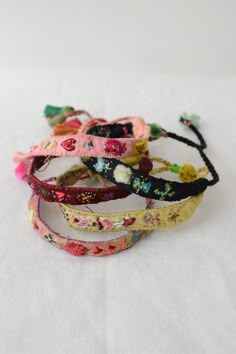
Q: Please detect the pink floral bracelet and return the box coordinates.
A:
[28,193,149,257]
[13,115,150,165]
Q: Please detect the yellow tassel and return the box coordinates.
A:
[179,164,197,182]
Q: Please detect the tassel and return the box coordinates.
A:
[181,113,200,129]
[44,105,74,127]
[44,105,73,117]
[14,161,30,181]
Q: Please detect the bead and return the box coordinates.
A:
[181,112,200,129]
[149,123,163,138]
[179,164,197,182]
[171,164,181,174]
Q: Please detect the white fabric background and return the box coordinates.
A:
[1,1,236,353]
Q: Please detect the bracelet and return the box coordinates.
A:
[27,156,131,204]
[28,193,150,257]
[58,161,208,232]
[82,116,219,202]
[14,115,150,164]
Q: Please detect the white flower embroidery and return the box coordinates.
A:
[113,165,132,184]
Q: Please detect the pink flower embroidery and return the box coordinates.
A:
[104,139,127,156]
[101,218,113,230]
[74,217,88,228]
[55,191,65,201]
[106,244,118,254]
[61,138,76,151]
[123,217,136,227]
[64,242,88,256]
[92,246,104,255]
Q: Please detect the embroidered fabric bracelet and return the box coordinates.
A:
[28,193,150,257]
[26,149,153,204]
[45,104,155,139]
[14,114,150,164]
[58,162,208,232]
[27,156,131,204]
[82,118,219,202]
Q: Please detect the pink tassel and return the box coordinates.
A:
[14,162,29,181]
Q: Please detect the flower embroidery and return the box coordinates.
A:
[104,139,127,156]
[154,182,174,200]
[133,177,151,193]
[106,244,118,254]
[83,139,95,151]
[44,233,56,244]
[123,217,136,227]
[142,212,160,225]
[33,222,39,230]
[93,158,111,174]
[168,212,180,223]
[99,218,113,230]
[64,242,88,256]
[78,191,96,203]
[113,165,132,184]
[92,246,104,255]
[61,138,76,151]
[74,216,89,228]
[55,191,65,201]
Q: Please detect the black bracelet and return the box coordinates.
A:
[82,116,219,202]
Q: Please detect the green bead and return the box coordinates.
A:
[171,164,181,174]
[149,123,163,137]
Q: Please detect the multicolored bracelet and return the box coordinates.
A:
[14,106,219,258]
[27,156,131,204]
[14,115,150,165]
[58,162,208,232]
[82,118,219,202]
[28,193,150,257]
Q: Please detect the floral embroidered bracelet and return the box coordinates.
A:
[82,117,219,202]
[28,193,151,257]
[58,161,208,232]
[13,113,150,165]
[27,156,131,204]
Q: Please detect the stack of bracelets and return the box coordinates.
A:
[13,106,219,257]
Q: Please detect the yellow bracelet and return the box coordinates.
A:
[57,160,208,232]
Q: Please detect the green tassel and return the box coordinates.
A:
[44,105,73,117]
[44,105,74,127]
[181,112,200,129]
[149,123,163,138]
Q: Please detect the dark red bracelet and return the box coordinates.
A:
[28,156,131,204]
